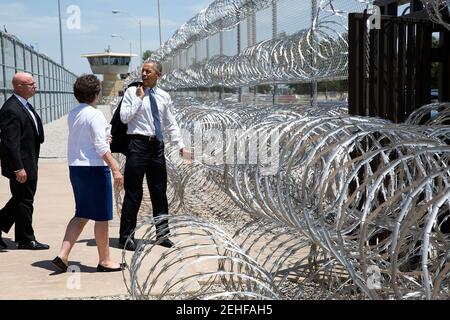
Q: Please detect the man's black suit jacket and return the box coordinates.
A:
[0,95,44,180]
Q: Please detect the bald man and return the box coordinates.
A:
[0,72,48,250]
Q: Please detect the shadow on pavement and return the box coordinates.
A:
[77,238,121,249]
[32,260,98,275]
[0,236,17,250]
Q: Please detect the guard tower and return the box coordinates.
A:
[81,49,137,98]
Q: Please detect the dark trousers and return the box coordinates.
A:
[119,138,170,243]
[0,178,37,243]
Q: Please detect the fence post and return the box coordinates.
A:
[0,34,5,105]
[237,20,242,103]
[272,0,278,106]
[195,41,199,98]
[439,28,450,102]
[220,31,224,100]
[206,38,210,96]
[247,5,257,104]
[311,0,318,108]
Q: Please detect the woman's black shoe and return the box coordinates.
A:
[51,256,68,272]
[97,263,126,272]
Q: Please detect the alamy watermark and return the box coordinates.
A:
[367,5,381,30]
[66,5,81,30]
[173,126,280,175]
[66,265,81,290]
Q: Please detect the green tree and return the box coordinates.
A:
[431,36,439,89]
[142,50,154,62]
[257,84,272,94]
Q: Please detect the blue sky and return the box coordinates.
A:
[0,0,210,74]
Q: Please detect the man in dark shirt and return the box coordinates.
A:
[0,72,49,250]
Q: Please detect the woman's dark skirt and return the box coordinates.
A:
[69,166,113,221]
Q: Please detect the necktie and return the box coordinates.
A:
[149,89,163,142]
[26,102,35,113]
[25,102,40,135]
[28,102,44,143]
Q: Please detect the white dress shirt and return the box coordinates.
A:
[120,86,185,150]
[67,104,110,166]
[13,93,39,134]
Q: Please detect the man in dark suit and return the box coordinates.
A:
[0,72,49,250]
[118,61,191,251]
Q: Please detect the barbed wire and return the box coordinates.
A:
[158,28,348,89]
[122,215,281,300]
[152,0,275,61]
[115,0,450,299]
[111,96,450,300]
[123,0,371,89]
[421,0,450,31]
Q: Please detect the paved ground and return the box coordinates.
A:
[0,104,310,300]
[0,161,131,300]
[0,105,132,300]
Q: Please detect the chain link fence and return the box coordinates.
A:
[151,0,372,106]
[0,30,77,124]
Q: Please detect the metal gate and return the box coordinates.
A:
[348,11,450,123]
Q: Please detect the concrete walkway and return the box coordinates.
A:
[0,105,131,300]
[0,160,131,299]
[0,105,309,299]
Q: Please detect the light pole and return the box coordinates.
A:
[112,10,142,63]
[139,19,142,62]
[111,34,133,71]
[111,33,124,40]
[58,0,64,66]
[157,0,162,47]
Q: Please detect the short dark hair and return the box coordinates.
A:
[73,74,101,104]
[145,60,163,74]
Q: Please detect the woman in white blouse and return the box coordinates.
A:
[52,74,125,272]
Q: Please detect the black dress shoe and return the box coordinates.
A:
[156,238,174,248]
[51,256,68,272]
[0,232,6,250]
[17,240,50,250]
[97,263,126,272]
[118,239,137,251]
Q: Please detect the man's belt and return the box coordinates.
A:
[128,134,158,142]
